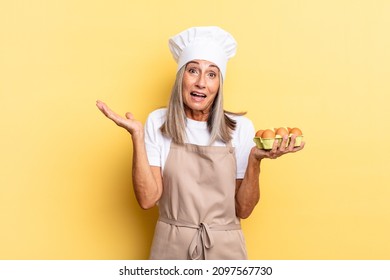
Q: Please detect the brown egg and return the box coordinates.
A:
[275,127,289,137]
[289,127,303,136]
[255,130,265,137]
[261,129,275,139]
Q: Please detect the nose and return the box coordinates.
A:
[196,73,206,88]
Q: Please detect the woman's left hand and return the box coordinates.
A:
[252,134,305,161]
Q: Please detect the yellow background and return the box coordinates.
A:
[1,0,389,259]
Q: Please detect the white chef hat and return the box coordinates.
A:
[168,26,237,79]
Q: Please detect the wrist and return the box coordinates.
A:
[248,147,263,168]
[130,129,144,141]
[250,147,263,164]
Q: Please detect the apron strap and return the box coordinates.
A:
[158,216,241,260]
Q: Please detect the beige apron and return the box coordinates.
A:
[149,141,247,260]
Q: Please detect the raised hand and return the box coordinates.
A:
[96,100,143,136]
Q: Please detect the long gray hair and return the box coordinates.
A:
[160,65,245,144]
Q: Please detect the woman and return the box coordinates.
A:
[96,26,305,260]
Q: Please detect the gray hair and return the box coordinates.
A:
[160,65,245,144]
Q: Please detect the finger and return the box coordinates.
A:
[267,139,280,159]
[96,100,110,115]
[96,100,106,111]
[294,141,305,151]
[271,138,279,154]
[286,134,296,152]
[125,112,134,120]
[269,152,278,159]
[291,141,305,152]
[96,101,126,126]
[278,135,289,152]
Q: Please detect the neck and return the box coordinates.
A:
[185,108,210,122]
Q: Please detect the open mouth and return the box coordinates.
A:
[190,92,207,100]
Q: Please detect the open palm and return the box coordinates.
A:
[96,100,143,135]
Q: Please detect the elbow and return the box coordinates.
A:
[139,203,153,210]
[236,198,260,219]
[137,196,159,210]
[138,200,157,210]
[236,204,252,219]
[237,209,253,219]
[135,190,161,210]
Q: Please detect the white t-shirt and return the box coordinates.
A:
[144,108,255,179]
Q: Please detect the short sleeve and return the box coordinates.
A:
[144,109,166,167]
[232,116,256,179]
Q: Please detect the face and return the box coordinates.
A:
[182,60,220,121]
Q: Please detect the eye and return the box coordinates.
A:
[188,68,198,74]
[208,72,217,78]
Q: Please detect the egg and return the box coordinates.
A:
[255,130,265,137]
[289,127,303,136]
[261,129,275,139]
[275,127,289,137]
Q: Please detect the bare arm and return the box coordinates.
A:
[131,132,163,209]
[235,135,305,219]
[235,152,260,219]
[96,100,162,209]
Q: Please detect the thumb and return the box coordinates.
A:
[125,112,134,120]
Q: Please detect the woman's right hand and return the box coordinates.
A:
[96,100,143,136]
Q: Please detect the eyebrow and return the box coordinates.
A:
[187,60,219,69]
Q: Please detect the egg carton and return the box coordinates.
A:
[253,135,303,150]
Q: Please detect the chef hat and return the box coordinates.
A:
[168,26,237,79]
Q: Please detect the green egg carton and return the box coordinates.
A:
[253,137,264,149]
[275,136,287,148]
[290,135,304,147]
[253,137,274,150]
[254,135,304,150]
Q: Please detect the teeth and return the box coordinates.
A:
[191,92,206,97]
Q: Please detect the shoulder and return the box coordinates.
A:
[145,108,167,127]
[227,114,255,148]
[147,108,167,121]
[145,108,167,136]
